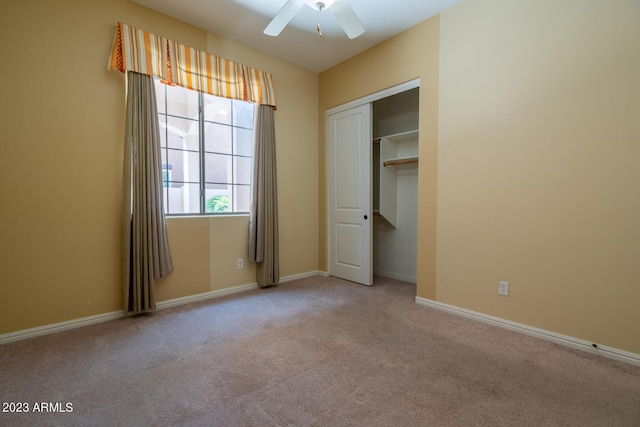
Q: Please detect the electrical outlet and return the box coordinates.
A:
[236,258,244,269]
[498,281,509,296]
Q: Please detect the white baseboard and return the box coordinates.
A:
[157,270,326,310]
[0,271,325,345]
[156,282,259,310]
[0,310,124,345]
[280,270,327,282]
[415,297,640,367]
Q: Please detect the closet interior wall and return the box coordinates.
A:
[372,88,420,283]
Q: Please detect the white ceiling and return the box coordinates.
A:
[130,0,462,73]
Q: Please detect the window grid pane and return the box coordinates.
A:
[155,79,254,216]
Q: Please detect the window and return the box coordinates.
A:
[155,80,254,215]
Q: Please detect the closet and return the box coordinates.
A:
[372,88,419,283]
[327,81,419,286]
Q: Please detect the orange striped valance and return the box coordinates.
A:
[108,22,277,108]
[168,41,245,102]
[244,66,278,107]
[109,22,168,81]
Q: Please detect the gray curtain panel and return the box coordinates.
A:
[122,71,173,315]
[249,105,279,287]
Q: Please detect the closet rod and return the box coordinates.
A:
[383,157,419,167]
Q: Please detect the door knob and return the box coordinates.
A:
[364,215,368,220]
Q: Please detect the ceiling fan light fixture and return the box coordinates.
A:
[265,0,364,39]
[306,0,335,11]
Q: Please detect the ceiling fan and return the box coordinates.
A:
[264,0,365,39]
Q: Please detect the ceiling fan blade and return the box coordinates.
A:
[264,0,305,36]
[331,0,365,39]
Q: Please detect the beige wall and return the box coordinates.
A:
[319,17,441,300]
[319,0,640,354]
[203,33,320,285]
[2,0,638,356]
[0,0,319,334]
[437,0,640,353]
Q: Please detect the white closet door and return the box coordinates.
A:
[327,104,372,286]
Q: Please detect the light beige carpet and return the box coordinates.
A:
[1,275,639,426]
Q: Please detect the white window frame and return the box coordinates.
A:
[155,80,254,216]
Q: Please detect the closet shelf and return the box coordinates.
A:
[383,156,419,167]
[374,129,419,228]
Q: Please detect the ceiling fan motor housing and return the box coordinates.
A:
[266,0,364,39]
